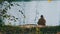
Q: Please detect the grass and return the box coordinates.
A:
[0,25,60,34]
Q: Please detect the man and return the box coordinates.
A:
[37,15,46,26]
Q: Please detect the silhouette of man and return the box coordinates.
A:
[37,15,46,26]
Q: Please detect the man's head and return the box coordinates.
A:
[41,15,43,18]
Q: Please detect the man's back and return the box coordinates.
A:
[37,15,46,26]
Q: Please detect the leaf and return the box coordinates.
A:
[16,18,18,20]
[0,19,2,22]
[8,18,10,20]
[10,4,13,6]
[5,8,8,10]
[16,4,20,6]
[10,19,13,21]
[14,20,16,22]
[1,12,5,14]
[8,22,11,25]
[12,16,15,18]
[8,5,11,9]
[3,14,10,18]
[1,9,7,14]
[3,15,7,18]
[19,10,21,12]
[9,6,11,9]
[8,15,10,17]
[20,11,23,14]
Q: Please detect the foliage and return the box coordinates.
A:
[0,1,17,25]
[0,1,26,25]
[0,18,3,25]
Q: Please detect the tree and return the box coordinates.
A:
[0,1,26,26]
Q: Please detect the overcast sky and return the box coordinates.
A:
[2,1,60,26]
[23,1,60,26]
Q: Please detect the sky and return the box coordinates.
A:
[1,1,60,26]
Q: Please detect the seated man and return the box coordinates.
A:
[37,15,46,26]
